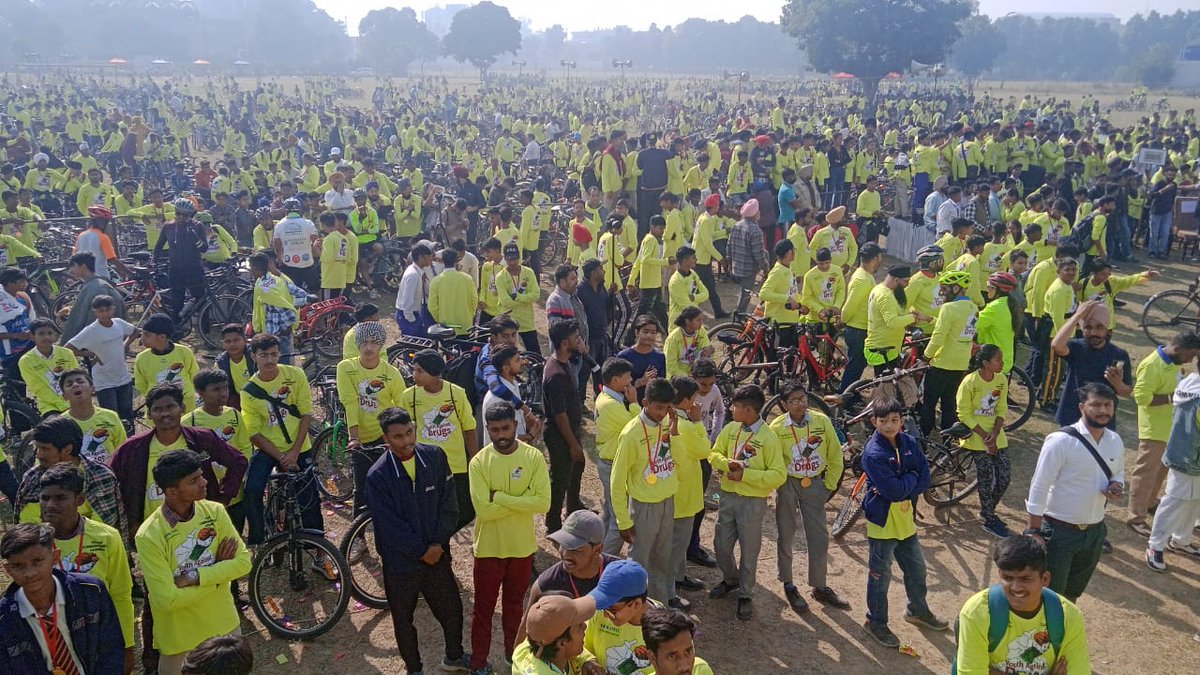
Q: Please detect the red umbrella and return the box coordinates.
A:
[831,72,855,80]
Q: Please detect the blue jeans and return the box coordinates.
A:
[866,534,930,626]
[276,330,294,366]
[1113,214,1132,260]
[1149,212,1173,257]
[245,449,325,544]
[826,166,847,208]
[840,326,867,393]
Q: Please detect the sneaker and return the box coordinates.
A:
[675,575,705,592]
[811,586,851,610]
[471,666,494,675]
[687,548,717,568]
[1167,539,1200,558]
[312,556,340,581]
[708,581,739,599]
[982,519,1012,539]
[737,597,753,621]
[784,584,809,614]
[1102,539,1113,554]
[1127,520,1152,538]
[348,536,367,564]
[904,611,950,631]
[1146,547,1167,572]
[667,597,691,611]
[442,654,471,672]
[863,620,901,648]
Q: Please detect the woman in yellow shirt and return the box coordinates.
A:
[664,307,713,379]
[955,344,1010,538]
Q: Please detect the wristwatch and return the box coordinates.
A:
[1022,527,1042,537]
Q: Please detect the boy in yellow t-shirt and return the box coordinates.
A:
[188,369,253,528]
[955,536,1090,675]
[18,318,81,415]
[319,211,358,300]
[61,368,127,461]
[861,396,948,647]
[640,605,717,675]
[134,313,199,410]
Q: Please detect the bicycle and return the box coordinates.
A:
[339,511,387,609]
[294,294,357,360]
[0,368,41,484]
[795,322,847,394]
[247,465,352,640]
[1141,277,1200,346]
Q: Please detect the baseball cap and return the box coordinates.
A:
[503,242,521,259]
[525,595,592,645]
[548,510,604,550]
[587,559,648,610]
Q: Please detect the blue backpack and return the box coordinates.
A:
[951,584,1065,674]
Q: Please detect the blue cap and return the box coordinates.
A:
[587,559,648,610]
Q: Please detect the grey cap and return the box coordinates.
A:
[547,510,604,549]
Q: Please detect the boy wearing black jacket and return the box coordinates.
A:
[365,407,470,673]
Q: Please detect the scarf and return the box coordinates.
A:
[603,143,625,175]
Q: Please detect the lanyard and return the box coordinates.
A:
[641,420,663,467]
[734,426,753,461]
[567,558,604,599]
[54,520,85,573]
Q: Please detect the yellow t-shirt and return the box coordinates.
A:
[468,440,551,559]
[610,413,681,530]
[511,640,594,675]
[187,406,252,504]
[956,371,1009,451]
[242,364,314,454]
[402,383,477,474]
[769,410,843,491]
[56,516,135,647]
[134,343,199,408]
[66,407,128,461]
[1133,350,1180,443]
[145,434,189,517]
[955,588,1090,675]
[583,607,656,675]
[337,358,407,444]
[925,298,978,371]
[596,389,641,462]
[134,499,252,656]
[708,421,786,498]
[18,346,81,414]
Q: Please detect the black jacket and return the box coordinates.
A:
[365,443,458,575]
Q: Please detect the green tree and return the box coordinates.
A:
[1133,45,1178,88]
[358,7,438,75]
[442,1,522,81]
[781,0,972,112]
[950,15,1005,81]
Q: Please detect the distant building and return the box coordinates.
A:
[1174,45,1200,89]
[423,4,467,37]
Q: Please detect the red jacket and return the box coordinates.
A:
[110,426,248,542]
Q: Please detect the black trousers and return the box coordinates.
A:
[637,188,665,240]
[519,330,541,356]
[545,432,585,532]
[353,444,386,517]
[920,367,965,435]
[454,472,475,534]
[695,264,724,315]
[383,555,466,673]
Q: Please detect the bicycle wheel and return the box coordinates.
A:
[1141,289,1200,347]
[718,342,769,384]
[3,399,40,482]
[50,288,79,330]
[520,353,546,416]
[339,513,387,609]
[311,308,356,360]
[924,444,980,506]
[830,473,866,539]
[1004,367,1035,432]
[248,531,352,640]
[312,425,353,503]
[197,294,252,350]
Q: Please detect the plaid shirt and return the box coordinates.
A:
[15,456,127,537]
[728,219,768,279]
[264,303,298,336]
[960,199,977,224]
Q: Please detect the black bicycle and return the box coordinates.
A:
[339,511,387,609]
[247,466,352,640]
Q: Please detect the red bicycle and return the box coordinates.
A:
[796,322,847,394]
[295,295,357,360]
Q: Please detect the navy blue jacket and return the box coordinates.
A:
[365,443,459,575]
[861,430,931,528]
[0,569,125,675]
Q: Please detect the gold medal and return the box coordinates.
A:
[800,477,813,488]
[53,669,67,675]
[900,502,911,512]
[646,473,658,485]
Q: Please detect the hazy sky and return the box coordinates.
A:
[321,0,1198,35]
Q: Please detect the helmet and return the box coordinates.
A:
[937,270,972,288]
[987,272,1018,293]
[282,198,302,211]
[87,204,114,220]
[915,245,944,267]
[172,197,197,215]
[353,188,367,198]
[255,206,274,220]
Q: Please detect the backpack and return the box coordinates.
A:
[951,585,1065,674]
[444,351,481,409]
[1058,213,1095,253]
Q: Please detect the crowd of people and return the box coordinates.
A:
[0,71,1197,675]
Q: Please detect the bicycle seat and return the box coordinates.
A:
[940,421,973,441]
[427,324,457,341]
[127,251,152,262]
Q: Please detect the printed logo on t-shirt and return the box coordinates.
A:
[510,466,524,480]
[422,402,458,443]
[605,641,653,675]
[820,275,836,302]
[47,365,67,395]
[147,482,165,504]
[358,379,385,413]
[0,243,9,266]
[157,362,185,385]
[960,313,978,340]
[60,548,100,574]
[175,521,219,573]
[80,427,113,460]
[1000,627,1055,674]
[789,432,825,477]
[976,388,1002,417]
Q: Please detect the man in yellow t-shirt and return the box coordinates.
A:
[468,401,551,672]
[640,604,717,675]
[18,319,81,415]
[861,397,948,647]
[955,536,1090,675]
[404,349,478,532]
[841,242,883,390]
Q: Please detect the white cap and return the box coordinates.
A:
[78,142,90,151]
[330,147,342,155]
[33,153,48,164]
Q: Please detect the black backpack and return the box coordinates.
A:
[445,350,482,410]
[1059,213,1095,253]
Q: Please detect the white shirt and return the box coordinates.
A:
[16,575,85,675]
[522,140,541,162]
[394,263,434,320]
[74,229,111,280]
[1026,419,1126,525]
[67,318,136,389]
[483,377,526,444]
[936,198,961,234]
[323,187,355,213]
[457,250,480,287]
[272,215,318,268]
